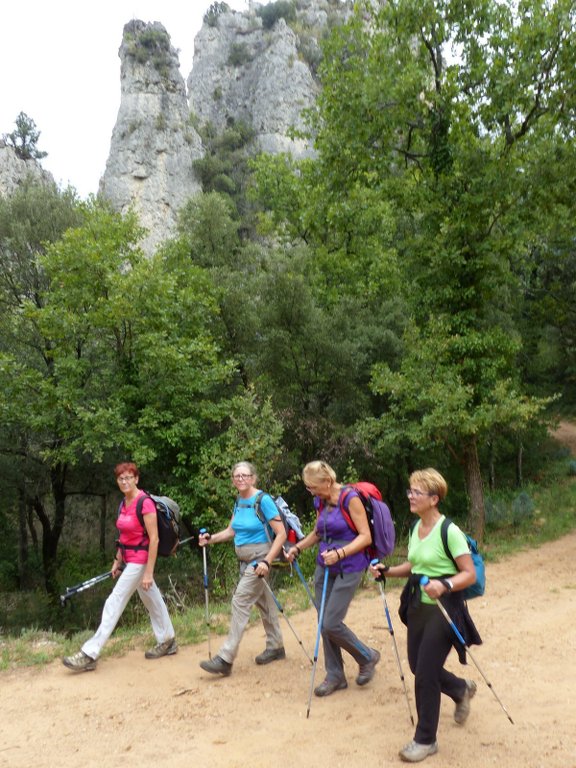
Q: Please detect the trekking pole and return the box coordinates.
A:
[420,577,514,725]
[306,564,330,718]
[60,570,113,606]
[252,562,313,664]
[293,559,317,609]
[371,559,414,725]
[200,528,212,659]
[282,544,317,608]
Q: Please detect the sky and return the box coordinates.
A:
[1,0,249,199]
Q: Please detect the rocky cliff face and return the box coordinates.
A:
[188,7,320,158]
[99,2,352,251]
[99,20,203,253]
[0,141,54,197]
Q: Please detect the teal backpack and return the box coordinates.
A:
[440,518,486,600]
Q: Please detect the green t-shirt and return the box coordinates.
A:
[408,515,469,605]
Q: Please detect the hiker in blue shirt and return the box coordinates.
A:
[370,468,481,763]
[198,461,287,676]
[286,460,381,696]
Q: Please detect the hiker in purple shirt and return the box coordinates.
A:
[286,460,380,696]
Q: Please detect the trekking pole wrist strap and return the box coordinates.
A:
[294,544,301,555]
[259,560,270,570]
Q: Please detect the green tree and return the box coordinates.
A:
[0,199,242,594]
[2,112,48,160]
[252,0,575,538]
[318,0,575,538]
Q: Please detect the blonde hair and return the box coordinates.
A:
[302,460,337,486]
[409,468,448,501]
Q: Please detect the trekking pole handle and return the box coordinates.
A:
[199,527,211,541]
[370,558,387,583]
[420,576,429,586]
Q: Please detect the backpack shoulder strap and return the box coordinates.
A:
[440,517,458,570]
[254,490,268,525]
[338,486,358,534]
[135,492,154,532]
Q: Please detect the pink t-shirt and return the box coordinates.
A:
[116,491,156,564]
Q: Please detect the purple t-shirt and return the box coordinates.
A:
[314,488,369,574]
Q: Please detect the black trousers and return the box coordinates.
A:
[407,601,468,744]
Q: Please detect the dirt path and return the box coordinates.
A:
[2,529,575,768]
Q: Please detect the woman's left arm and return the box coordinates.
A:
[423,553,476,599]
[142,510,159,591]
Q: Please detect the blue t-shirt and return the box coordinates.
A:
[231,492,279,546]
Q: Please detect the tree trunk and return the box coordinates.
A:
[17,485,29,588]
[33,464,68,596]
[516,437,524,487]
[463,437,485,544]
[99,494,108,554]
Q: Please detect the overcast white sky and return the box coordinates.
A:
[1,0,248,198]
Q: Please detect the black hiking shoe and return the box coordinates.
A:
[255,647,286,665]
[356,648,381,685]
[199,655,232,676]
[314,678,348,697]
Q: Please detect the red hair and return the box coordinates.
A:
[114,461,139,479]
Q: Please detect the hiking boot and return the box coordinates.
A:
[145,637,178,659]
[399,740,438,762]
[62,651,97,672]
[454,679,477,724]
[199,655,233,676]
[356,648,381,686]
[255,647,286,665]
[314,678,348,697]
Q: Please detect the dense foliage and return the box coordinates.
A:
[1,0,575,617]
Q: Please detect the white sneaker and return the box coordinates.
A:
[399,740,438,762]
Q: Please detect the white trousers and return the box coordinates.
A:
[82,562,174,660]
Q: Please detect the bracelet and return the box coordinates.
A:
[260,560,270,570]
[341,548,346,559]
[383,565,390,573]
[295,544,301,555]
[336,549,342,561]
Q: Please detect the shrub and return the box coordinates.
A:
[256,0,297,30]
[228,42,253,67]
[204,1,230,28]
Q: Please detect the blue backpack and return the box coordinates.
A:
[440,518,486,600]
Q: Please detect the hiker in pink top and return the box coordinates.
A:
[62,462,176,672]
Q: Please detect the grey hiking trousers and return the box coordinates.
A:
[218,543,283,664]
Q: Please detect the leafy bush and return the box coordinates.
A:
[511,491,535,527]
[204,2,230,27]
[256,0,297,30]
[228,42,253,67]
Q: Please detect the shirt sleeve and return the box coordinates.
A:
[260,494,281,523]
[140,496,157,517]
[446,521,470,560]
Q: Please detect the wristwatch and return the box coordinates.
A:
[440,578,454,591]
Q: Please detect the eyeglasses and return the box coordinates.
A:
[406,488,434,498]
[117,475,135,483]
[232,473,253,481]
